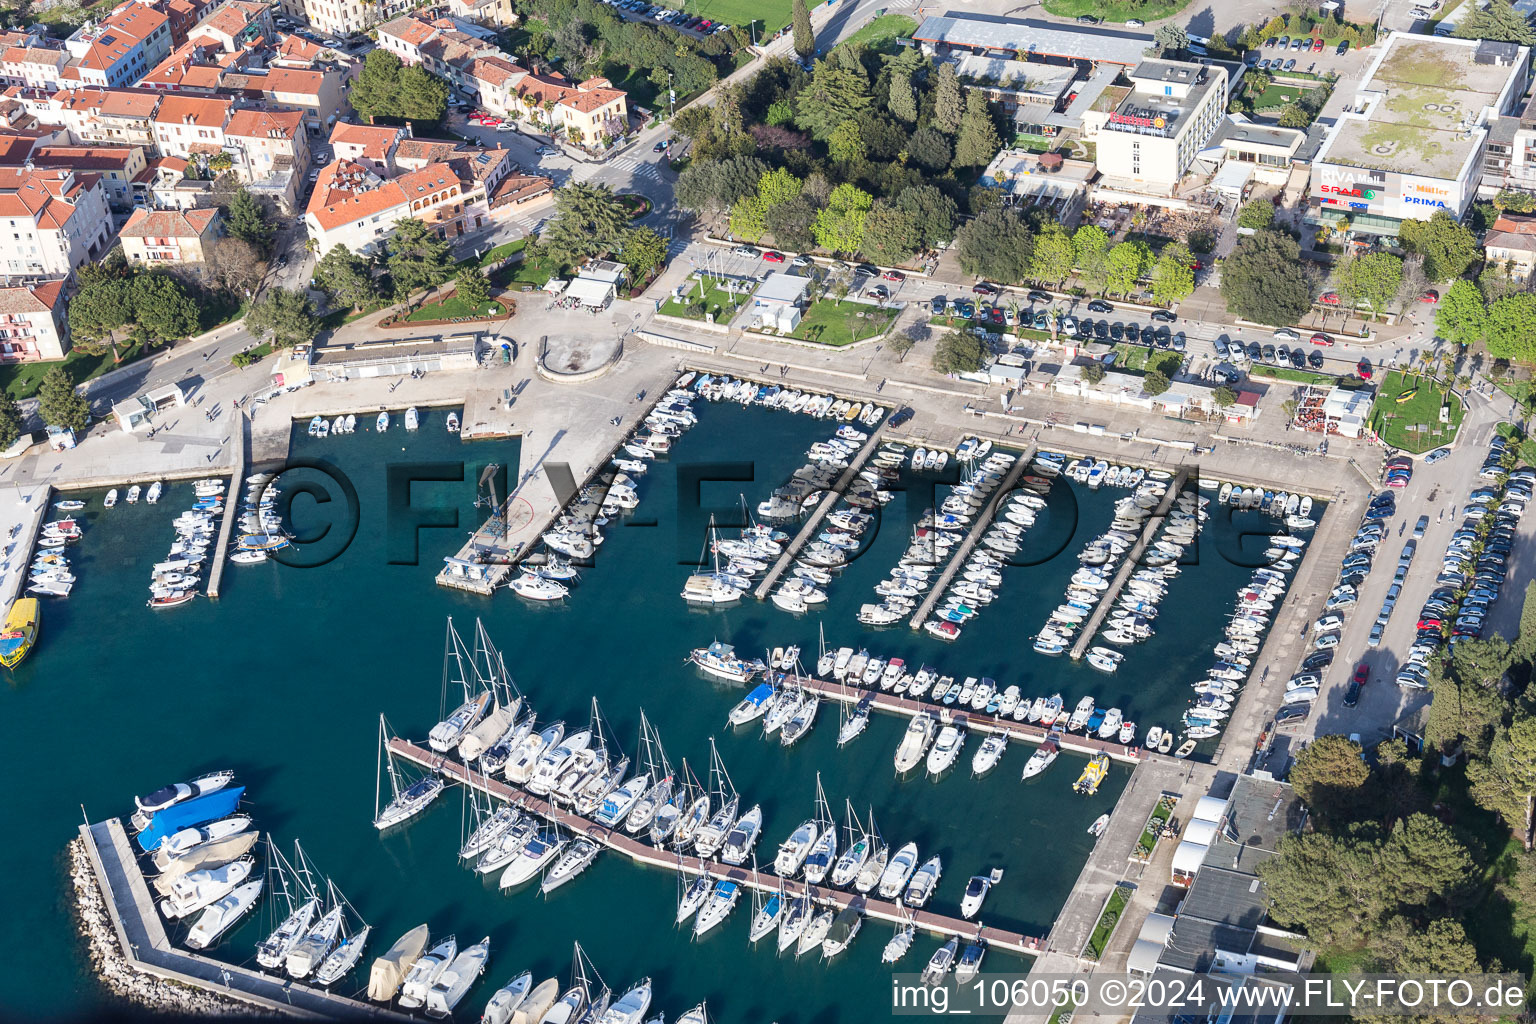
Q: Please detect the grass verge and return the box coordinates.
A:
[1041,0,1189,23]
[787,299,895,346]
[1369,369,1463,453]
[659,280,748,322]
[1084,884,1133,961]
[0,343,145,400]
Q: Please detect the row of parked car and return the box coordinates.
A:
[1399,440,1531,683]
[602,0,732,34]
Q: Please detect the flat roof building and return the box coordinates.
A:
[1087,58,1229,195]
[912,13,1154,70]
[1310,32,1528,236]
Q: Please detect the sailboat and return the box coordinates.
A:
[428,619,493,753]
[543,943,610,1024]
[373,716,444,830]
[287,879,352,980]
[652,757,699,848]
[255,840,318,970]
[821,900,863,959]
[748,876,786,943]
[690,739,739,860]
[692,879,741,937]
[852,808,889,894]
[881,902,916,963]
[626,712,674,835]
[675,859,711,926]
[681,516,746,605]
[798,774,838,884]
[829,801,871,889]
[836,687,871,747]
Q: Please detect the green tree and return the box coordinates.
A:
[1105,240,1152,295]
[887,64,918,123]
[1237,199,1275,230]
[225,187,274,255]
[65,264,134,352]
[1142,369,1171,396]
[1399,210,1480,281]
[349,48,448,124]
[37,366,89,434]
[1277,103,1312,128]
[538,182,630,265]
[398,64,449,121]
[1259,826,1389,949]
[1028,223,1075,285]
[1435,278,1488,349]
[1453,0,1536,43]
[894,185,956,251]
[1150,242,1196,306]
[811,182,873,254]
[1073,225,1111,293]
[955,207,1032,283]
[0,390,20,449]
[766,100,796,127]
[676,154,768,218]
[1376,917,1482,974]
[1514,580,1536,664]
[1338,250,1403,312]
[131,274,198,345]
[1471,713,1536,848]
[314,244,380,310]
[455,265,490,308]
[1220,230,1312,326]
[1153,23,1188,54]
[1378,813,1482,915]
[828,119,864,164]
[1082,361,1106,384]
[618,226,668,282]
[386,218,455,297]
[244,287,320,349]
[931,62,963,135]
[1426,641,1512,757]
[791,0,814,60]
[794,50,870,141]
[906,126,951,172]
[1289,735,1371,823]
[1486,292,1536,362]
[932,330,984,374]
[1213,385,1237,407]
[861,200,921,265]
[953,90,1001,169]
[765,197,817,252]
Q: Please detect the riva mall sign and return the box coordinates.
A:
[1309,165,1464,219]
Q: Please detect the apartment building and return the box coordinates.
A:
[1087,58,1229,195]
[25,144,148,209]
[0,47,72,92]
[0,167,114,276]
[0,279,68,361]
[304,157,488,254]
[151,93,231,159]
[328,121,406,175]
[65,1,174,87]
[118,205,220,262]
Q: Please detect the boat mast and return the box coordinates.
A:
[813,772,832,829]
[708,737,736,801]
[440,617,454,721]
[291,838,319,904]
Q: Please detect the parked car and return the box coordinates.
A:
[762,251,785,263]
[731,245,758,258]
[1027,290,1051,303]
[1125,18,1144,26]
[930,295,947,315]
[1308,350,1325,368]
[653,138,671,152]
[1150,309,1176,323]
[1421,289,1440,303]
[1357,359,1373,380]
[1414,514,1429,537]
[1311,36,1324,51]
[1337,40,1350,54]
[881,270,905,282]
[1284,58,1297,70]
[866,284,890,300]
[888,407,914,427]
[973,282,998,295]
[791,254,813,268]
[1272,328,1299,342]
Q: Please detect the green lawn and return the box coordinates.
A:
[472,239,528,268]
[1253,83,1310,110]
[837,14,917,53]
[675,0,792,36]
[491,252,562,289]
[788,299,896,347]
[1369,369,1464,453]
[1084,884,1133,961]
[1251,364,1338,386]
[0,343,145,400]
[405,294,509,322]
[1137,797,1177,859]
[660,280,748,322]
[1042,0,1189,24]
[1113,344,1182,376]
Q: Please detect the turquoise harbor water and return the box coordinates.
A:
[7,398,1296,1022]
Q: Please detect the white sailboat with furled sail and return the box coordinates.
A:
[881,901,916,963]
[747,868,787,943]
[775,771,832,879]
[304,878,368,984]
[255,839,318,970]
[689,738,739,860]
[373,715,444,830]
[458,620,522,763]
[542,941,611,1024]
[286,873,351,980]
[428,619,493,754]
[652,756,699,849]
[624,710,674,835]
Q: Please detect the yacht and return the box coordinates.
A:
[1066,696,1096,732]
[498,831,567,889]
[424,936,488,1018]
[692,880,741,937]
[877,842,920,899]
[160,857,255,919]
[774,820,819,877]
[971,734,1007,775]
[476,817,538,874]
[802,827,838,885]
[540,839,600,894]
[399,936,457,1010]
[427,690,493,753]
[374,775,444,830]
[829,833,870,889]
[797,908,834,956]
[960,874,992,919]
[893,715,937,773]
[922,937,958,986]
[676,874,711,925]
[748,891,785,943]
[506,722,563,785]
[821,904,863,959]
[727,683,774,726]
[687,641,764,683]
[185,879,264,950]
[527,730,592,795]
[720,805,763,866]
[904,856,942,907]
[257,897,319,969]
[925,724,965,776]
[1021,738,1060,780]
[405,407,420,431]
[511,573,568,601]
[595,774,650,828]
[776,896,812,954]
[480,971,533,1024]
[367,924,428,1002]
[286,904,345,979]
[598,978,652,1024]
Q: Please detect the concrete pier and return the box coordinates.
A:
[0,484,48,608]
[79,818,410,1020]
[388,737,1043,956]
[753,426,886,601]
[1068,467,1191,660]
[906,449,1031,630]
[205,412,246,599]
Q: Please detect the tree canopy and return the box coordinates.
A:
[386,218,455,297]
[1220,231,1312,326]
[955,208,1032,283]
[1399,211,1481,281]
[315,245,381,310]
[244,287,320,349]
[931,330,984,374]
[38,366,88,434]
[225,187,274,256]
[349,49,449,124]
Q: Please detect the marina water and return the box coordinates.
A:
[7,399,1285,1021]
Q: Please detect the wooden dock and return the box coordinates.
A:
[906,447,1032,630]
[753,427,886,601]
[79,818,411,1020]
[205,411,246,599]
[386,738,1044,957]
[1068,467,1191,661]
[788,674,1147,765]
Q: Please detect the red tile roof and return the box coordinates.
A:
[152,93,229,126]
[119,205,219,237]
[0,167,99,228]
[224,107,302,139]
[0,279,64,314]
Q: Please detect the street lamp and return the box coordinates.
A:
[667,71,675,121]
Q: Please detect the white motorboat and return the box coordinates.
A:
[775,819,820,877]
[126,485,141,504]
[511,573,568,601]
[904,855,941,907]
[160,857,255,919]
[424,937,488,1018]
[923,937,959,986]
[971,734,1006,775]
[528,730,592,795]
[540,839,600,894]
[597,978,652,1024]
[146,481,163,504]
[399,936,457,1010]
[1021,737,1060,780]
[498,831,567,889]
[405,407,420,431]
[185,879,264,950]
[481,971,533,1024]
[104,489,119,508]
[925,725,964,776]
[893,715,937,773]
[720,804,763,865]
[877,841,920,899]
[960,874,993,919]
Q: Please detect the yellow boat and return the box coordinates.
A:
[1072,752,1110,796]
[1396,388,1419,404]
[0,597,39,668]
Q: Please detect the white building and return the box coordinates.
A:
[1087,58,1229,195]
[1310,32,1528,239]
[0,167,114,276]
[749,272,811,332]
[65,1,175,87]
[0,278,67,361]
